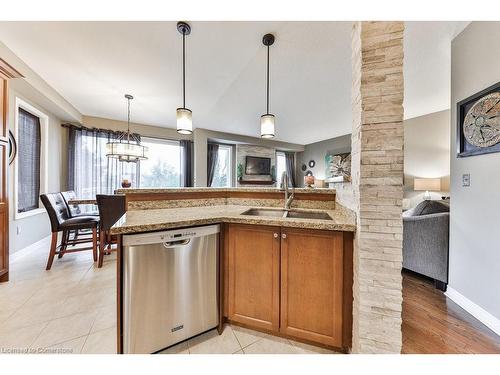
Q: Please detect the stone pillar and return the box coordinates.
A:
[350,21,404,353]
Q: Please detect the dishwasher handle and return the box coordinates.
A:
[162,238,191,248]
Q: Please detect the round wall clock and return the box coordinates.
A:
[463,92,500,148]
[8,130,17,165]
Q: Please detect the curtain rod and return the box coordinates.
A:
[61,123,192,144]
[61,123,139,136]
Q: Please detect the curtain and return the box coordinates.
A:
[180,140,193,187]
[18,108,41,213]
[285,152,296,187]
[207,143,219,187]
[67,126,138,200]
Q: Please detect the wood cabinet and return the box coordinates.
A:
[280,227,346,347]
[227,224,280,331]
[224,223,353,350]
[0,76,9,282]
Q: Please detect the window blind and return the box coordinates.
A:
[18,108,41,213]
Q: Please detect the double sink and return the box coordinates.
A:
[241,208,332,221]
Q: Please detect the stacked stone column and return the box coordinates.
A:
[350,21,404,353]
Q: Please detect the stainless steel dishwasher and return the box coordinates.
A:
[122,224,219,354]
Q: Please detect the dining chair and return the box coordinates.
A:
[40,193,99,270]
[61,190,99,247]
[96,194,126,268]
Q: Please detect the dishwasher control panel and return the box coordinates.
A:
[166,231,197,240]
[122,224,220,247]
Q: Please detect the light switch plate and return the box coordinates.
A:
[462,173,470,187]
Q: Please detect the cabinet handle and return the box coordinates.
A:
[282,233,287,239]
[273,233,279,238]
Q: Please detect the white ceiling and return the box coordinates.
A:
[0,21,468,144]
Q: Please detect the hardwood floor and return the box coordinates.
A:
[402,270,500,353]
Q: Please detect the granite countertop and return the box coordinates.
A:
[110,205,356,235]
[115,187,336,195]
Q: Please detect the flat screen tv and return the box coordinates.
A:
[245,156,271,175]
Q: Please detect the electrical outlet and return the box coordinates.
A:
[462,173,470,187]
[17,226,21,235]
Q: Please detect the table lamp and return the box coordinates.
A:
[414,178,441,200]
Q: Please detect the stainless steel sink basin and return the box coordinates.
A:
[286,211,332,220]
[241,208,287,217]
[241,208,333,221]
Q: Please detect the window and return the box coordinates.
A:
[72,129,138,199]
[17,109,41,213]
[211,144,232,187]
[14,98,49,219]
[139,138,182,188]
[276,151,286,186]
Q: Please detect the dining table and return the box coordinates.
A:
[67,198,97,205]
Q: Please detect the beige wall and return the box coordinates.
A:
[0,41,81,123]
[404,109,450,207]
[449,22,500,324]
[2,41,82,254]
[81,116,192,141]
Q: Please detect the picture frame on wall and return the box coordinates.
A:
[325,152,351,182]
[457,81,500,157]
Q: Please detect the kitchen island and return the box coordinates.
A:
[111,188,355,354]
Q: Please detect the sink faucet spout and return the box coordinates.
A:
[281,171,295,210]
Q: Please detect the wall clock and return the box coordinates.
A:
[458,81,500,157]
[8,130,17,165]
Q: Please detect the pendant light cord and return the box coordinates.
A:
[127,96,131,143]
[266,44,270,114]
[182,30,186,109]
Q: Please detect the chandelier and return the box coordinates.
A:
[106,94,148,163]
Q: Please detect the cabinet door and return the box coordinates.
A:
[280,228,344,347]
[0,77,8,282]
[227,224,280,331]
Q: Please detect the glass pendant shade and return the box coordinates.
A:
[177,107,193,134]
[106,141,148,163]
[260,114,275,138]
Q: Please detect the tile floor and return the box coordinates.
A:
[0,235,337,354]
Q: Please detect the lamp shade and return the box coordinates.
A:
[177,108,193,134]
[106,142,148,163]
[260,114,275,138]
[414,178,441,191]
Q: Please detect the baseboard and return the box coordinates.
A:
[9,234,52,263]
[445,287,500,337]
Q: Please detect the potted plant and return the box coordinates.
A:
[237,163,244,181]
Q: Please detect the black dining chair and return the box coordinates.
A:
[40,193,99,270]
[61,190,99,246]
[96,194,126,268]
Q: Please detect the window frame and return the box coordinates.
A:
[14,97,49,220]
[276,150,287,186]
[210,143,233,188]
[138,136,182,188]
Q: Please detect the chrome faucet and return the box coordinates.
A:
[281,171,295,210]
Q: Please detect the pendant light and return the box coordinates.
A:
[176,21,193,135]
[106,94,148,163]
[261,33,275,138]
